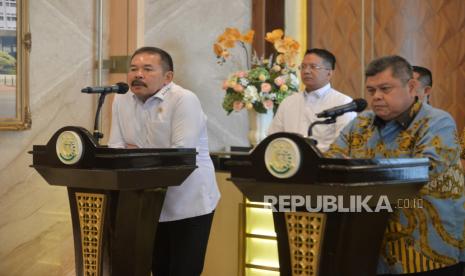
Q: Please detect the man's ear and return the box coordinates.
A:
[164,71,174,84]
[327,69,334,79]
[424,86,432,97]
[407,78,416,97]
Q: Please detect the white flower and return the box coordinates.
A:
[290,73,299,87]
[239,77,249,86]
[244,85,259,103]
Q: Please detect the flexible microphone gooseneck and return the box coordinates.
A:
[307,98,368,138]
[81,82,129,142]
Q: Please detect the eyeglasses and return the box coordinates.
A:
[299,63,330,71]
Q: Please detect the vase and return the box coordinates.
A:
[248,109,274,147]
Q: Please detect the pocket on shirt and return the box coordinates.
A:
[145,119,171,148]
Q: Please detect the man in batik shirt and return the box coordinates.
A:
[325,55,465,276]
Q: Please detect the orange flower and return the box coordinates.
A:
[214,27,300,70]
[273,36,300,66]
[265,29,283,43]
[289,39,300,51]
[216,28,242,50]
[213,43,224,57]
[217,33,236,48]
[274,37,299,53]
[240,30,255,43]
[214,28,256,66]
[222,50,230,58]
[224,27,241,40]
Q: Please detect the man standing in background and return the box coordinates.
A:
[412,65,433,105]
[268,48,356,152]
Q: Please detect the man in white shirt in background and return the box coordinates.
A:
[412,65,433,105]
[268,48,356,152]
[108,46,220,276]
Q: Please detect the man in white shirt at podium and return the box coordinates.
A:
[268,48,356,152]
[108,46,220,276]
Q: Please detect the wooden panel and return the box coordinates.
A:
[252,0,266,57]
[308,0,364,99]
[363,0,374,99]
[252,0,285,57]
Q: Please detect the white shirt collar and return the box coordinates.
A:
[153,82,173,101]
[131,82,173,103]
[305,83,331,99]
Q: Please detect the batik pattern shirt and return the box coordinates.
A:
[461,128,465,160]
[325,101,465,274]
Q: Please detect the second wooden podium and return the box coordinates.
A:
[228,132,429,276]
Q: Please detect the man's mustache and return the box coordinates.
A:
[131,79,148,87]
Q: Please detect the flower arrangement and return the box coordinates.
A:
[214,28,300,114]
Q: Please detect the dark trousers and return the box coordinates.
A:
[152,212,215,276]
[378,262,464,276]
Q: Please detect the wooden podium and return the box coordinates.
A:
[30,126,197,276]
[228,132,429,276]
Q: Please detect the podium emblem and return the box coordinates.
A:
[265,137,301,178]
[56,131,84,165]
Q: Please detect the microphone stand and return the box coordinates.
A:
[307,117,337,138]
[93,93,107,143]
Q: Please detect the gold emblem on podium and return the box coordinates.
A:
[56,130,83,165]
[265,137,301,178]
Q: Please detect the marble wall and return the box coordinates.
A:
[144,0,252,151]
[0,0,97,275]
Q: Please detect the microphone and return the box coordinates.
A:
[81,82,129,94]
[316,98,367,118]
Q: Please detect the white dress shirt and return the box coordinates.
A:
[268,83,356,152]
[108,82,220,222]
